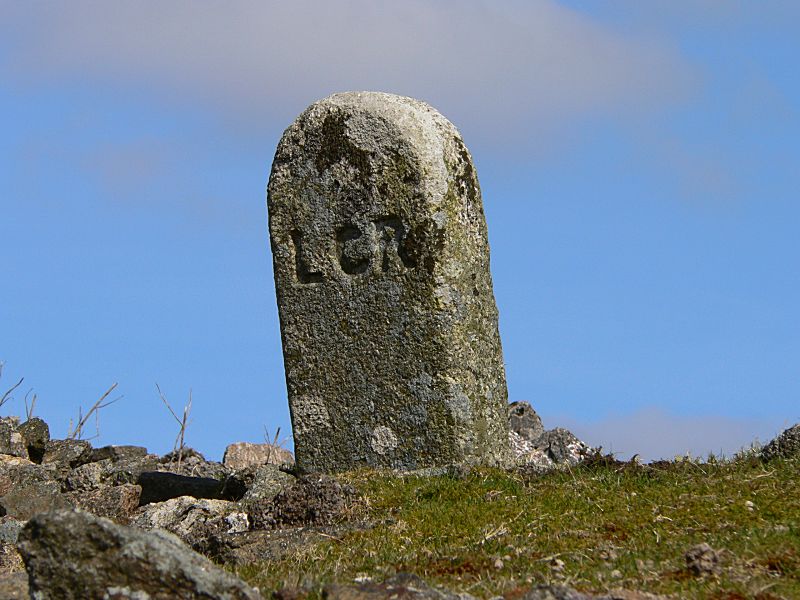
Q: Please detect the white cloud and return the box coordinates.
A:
[2,1,696,145]
[552,407,789,462]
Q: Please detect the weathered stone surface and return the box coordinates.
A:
[0,418,28,460]
[224,442,295,470]
[158,447,228,479]
[520,586,669,600]
[228,464,296,504]
[684,542,721,576]
[0,516,25,544]
[761,423,800,461]
[63,454,159,491]
[511,427,594,471]
[137,471,227,505]
[133,496,249,553]
[89,444,148,463]
[268,91,509,472]
[0,481,70,520]
[64,483,141,524]
[0,572,27,599]
[17,508,263,599]
[248,474,355,530]
[508,401,544,442]
[41,439,92,468]
[0,461,58,497]
[324,573,474,600]
[18,418,49,463]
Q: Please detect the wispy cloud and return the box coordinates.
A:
[553,407,788,462]
[1,1,697,145]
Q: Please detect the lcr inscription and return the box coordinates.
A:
[291,216,417,284]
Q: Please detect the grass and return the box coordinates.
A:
[237,454,800,599]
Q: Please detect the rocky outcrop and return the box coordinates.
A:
[508,402,594,470]
[17,508,263,599]
[761,423,800,461]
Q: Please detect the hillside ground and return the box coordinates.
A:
[236,454,800,599]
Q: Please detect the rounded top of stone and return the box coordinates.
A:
[273,91,469,206]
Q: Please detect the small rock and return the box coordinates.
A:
[64,484,141,524]
[0,481,70,520]
[18,418,49,463]
[0,418,28,460]
[0,516,25,544]
[0,455,33,468]
[536,428,593,465]
[63,454,159,492]
[0,461,59,497]
[508,401,545,442]
[550,558,566,572]
[137,471,227,505]
[88,445,148,463]
[521,587,590,600]
[158,447,228,479]
[0,572,28,599]
[324,573,474,600]
[229,464,295,504]
[493,557,504,569]
[17,508,263,599]
[761,423,800,461]
[41,439,92,468]
[224,442,295,470]
[249,474,355,530]
[132,496,247,553]
[684,542,721,576]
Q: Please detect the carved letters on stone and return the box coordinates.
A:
[291,216,415,283]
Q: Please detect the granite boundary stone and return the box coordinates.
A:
[268,91,509,472]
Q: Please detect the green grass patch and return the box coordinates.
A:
[237,456,800,598]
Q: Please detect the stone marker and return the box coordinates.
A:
[267,92,509,472]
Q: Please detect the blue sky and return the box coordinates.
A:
[1,1,798,461]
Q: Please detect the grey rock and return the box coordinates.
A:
[761,423,800,461]
[536,428,593,464]
[137,471,227,505]
[0,461,59,497]
[684,542,721,576]
[133,496,248,554]
[508,401,545,442]
[0,417,28,460]
[0,481,70,520]
[520,586,591,600]
[63,483,141,524]
[324,573,474,600]
[41,439,92,468]
[268,91,509,472]
[18,418,49,463]
[223,442,294,470]
[159,448,228,479]
[521,586,669,600]
[0,516,25,544]
[511,428,593,470]
[89,444,148,463]
[237,464,296,504]
[208,527,342,567]
[63,454,160,492]
[18,508,263,599]
[0,572,28,599]
[248,474,355,530]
